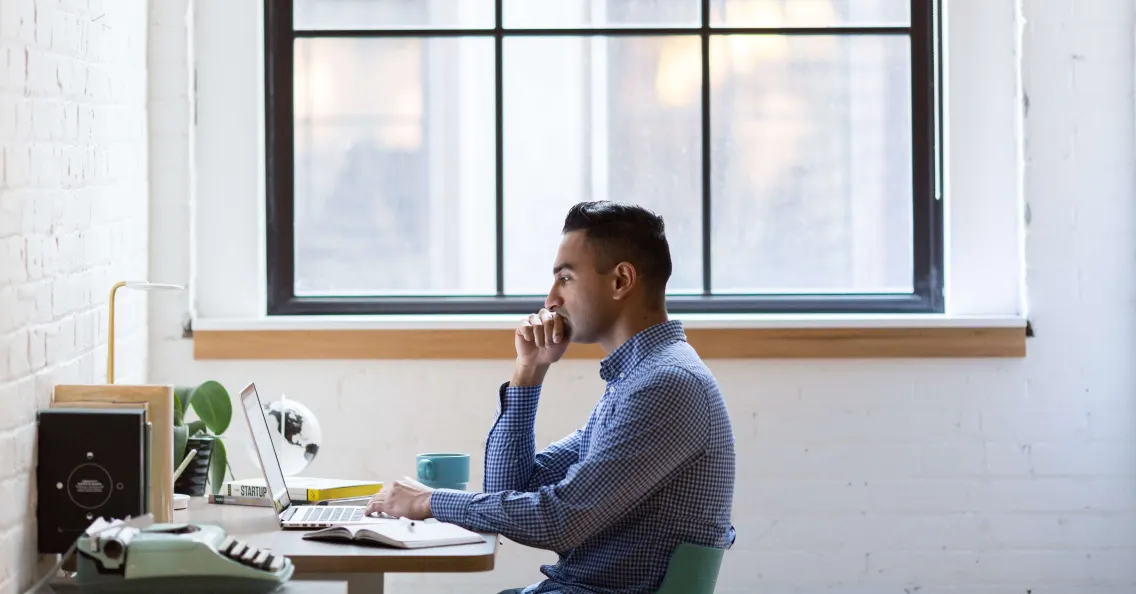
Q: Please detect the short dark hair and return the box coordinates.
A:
[561,200,673,296]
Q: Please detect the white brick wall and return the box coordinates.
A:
[0,0,149,592]
[148,1,1135,594]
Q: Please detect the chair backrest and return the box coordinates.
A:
[654,543,725,594]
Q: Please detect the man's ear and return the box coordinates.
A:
[611,262,636,300]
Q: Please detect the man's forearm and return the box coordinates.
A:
[487,362,579,492]
[483,380,542,492]
[510,362,549,387]
[435,373,710,553]
[431,488,574,551]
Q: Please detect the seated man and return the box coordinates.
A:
[369,200,736,593]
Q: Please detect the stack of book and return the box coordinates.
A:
[208,477,382,507]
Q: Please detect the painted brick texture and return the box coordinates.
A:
[0,0,148,592]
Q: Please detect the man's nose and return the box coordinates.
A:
[545,289,562,310]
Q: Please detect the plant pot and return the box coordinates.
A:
[174,437,215,496]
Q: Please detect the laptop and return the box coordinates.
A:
[240,382,377,529]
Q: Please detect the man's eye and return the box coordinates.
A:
[560,276,571,282]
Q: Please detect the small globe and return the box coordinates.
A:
[249,398,322,476]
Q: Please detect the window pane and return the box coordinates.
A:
[503,36,702,295]
[711,0,909,27]
[294,0,494,30]
[710,35,913,293]
[293,37,497,296]
[504,0,699,28]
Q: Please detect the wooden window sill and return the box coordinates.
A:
[191,316,1027,360]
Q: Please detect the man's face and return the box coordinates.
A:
[544,231,618,344]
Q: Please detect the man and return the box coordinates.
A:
[368,201,736,593]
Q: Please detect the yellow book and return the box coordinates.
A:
[223,477,383,502]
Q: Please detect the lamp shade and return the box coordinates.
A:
[122,281,184,291]
[107,280,185,383]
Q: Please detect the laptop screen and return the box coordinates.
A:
[241,384,292,514]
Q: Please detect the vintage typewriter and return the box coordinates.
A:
[64,515,294,593]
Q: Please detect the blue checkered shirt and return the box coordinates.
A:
[431,320,736,593]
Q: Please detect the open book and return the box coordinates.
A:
[301,519,484,549]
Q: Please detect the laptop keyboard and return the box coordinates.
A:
[300,506,366,523]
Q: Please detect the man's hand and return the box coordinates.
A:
[365,477,434,520]
[514,309,570,381]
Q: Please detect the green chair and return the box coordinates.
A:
[654,543,725,594]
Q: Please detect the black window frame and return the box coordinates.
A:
[265,0,944,316]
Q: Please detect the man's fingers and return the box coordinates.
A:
[519,310,567,347]
[366,487,392,516]
[530,314,545,347]
[548,312,564,344]
[518,318,535,342]
[539,310,555,345]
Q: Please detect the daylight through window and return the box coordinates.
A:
[265,0,942,315]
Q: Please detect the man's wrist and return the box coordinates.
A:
[510,362,549,387]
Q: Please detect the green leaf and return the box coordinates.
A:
[209,438,228,495]
[174,386,194,417]
[187,419,207,436]
[173,424,189,468]
[190,381,232,436]
[173,401,184,427]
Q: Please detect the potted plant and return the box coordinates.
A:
[173,380,232,496]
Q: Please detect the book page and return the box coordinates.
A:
[364,521,482,546]
[306,519,482,548]
[342,520,400,535]
[303,520,396,540]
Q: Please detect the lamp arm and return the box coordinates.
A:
[107,281,126,384]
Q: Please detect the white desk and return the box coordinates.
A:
[177,498,498,594]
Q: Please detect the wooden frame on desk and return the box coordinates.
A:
[52,384,176,523]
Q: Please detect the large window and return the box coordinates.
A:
[265,0,942,315]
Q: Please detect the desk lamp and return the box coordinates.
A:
[107,281,183,383]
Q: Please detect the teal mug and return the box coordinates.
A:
[416,453,470,491]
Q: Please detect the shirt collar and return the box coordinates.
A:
[599,319,686,382]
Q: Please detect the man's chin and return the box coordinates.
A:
[566,330,596,345]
